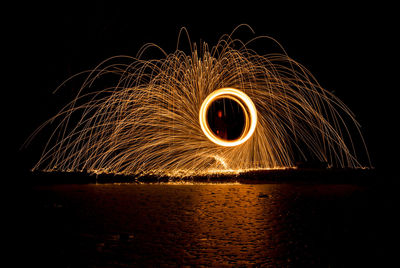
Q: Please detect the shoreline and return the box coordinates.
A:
[24,168,388,185]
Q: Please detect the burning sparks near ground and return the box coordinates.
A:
[27,26,370,177]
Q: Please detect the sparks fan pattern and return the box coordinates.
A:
[29,26,370,177]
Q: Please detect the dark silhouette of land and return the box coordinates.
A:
[27,167,382,186]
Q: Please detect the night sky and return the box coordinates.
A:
[10,1,397,176]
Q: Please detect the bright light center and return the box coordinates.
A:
[199,88,257,147]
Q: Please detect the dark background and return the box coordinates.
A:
[9,1,397,176]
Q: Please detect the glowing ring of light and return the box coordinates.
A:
[199,88,257,147]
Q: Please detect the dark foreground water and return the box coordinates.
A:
[27,181,399,267]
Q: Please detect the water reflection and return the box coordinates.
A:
[30,183,398,267]
[189,185,277,266]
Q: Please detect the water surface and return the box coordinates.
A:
[29,182,398,267]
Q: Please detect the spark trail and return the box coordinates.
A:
[27,26,370,177]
